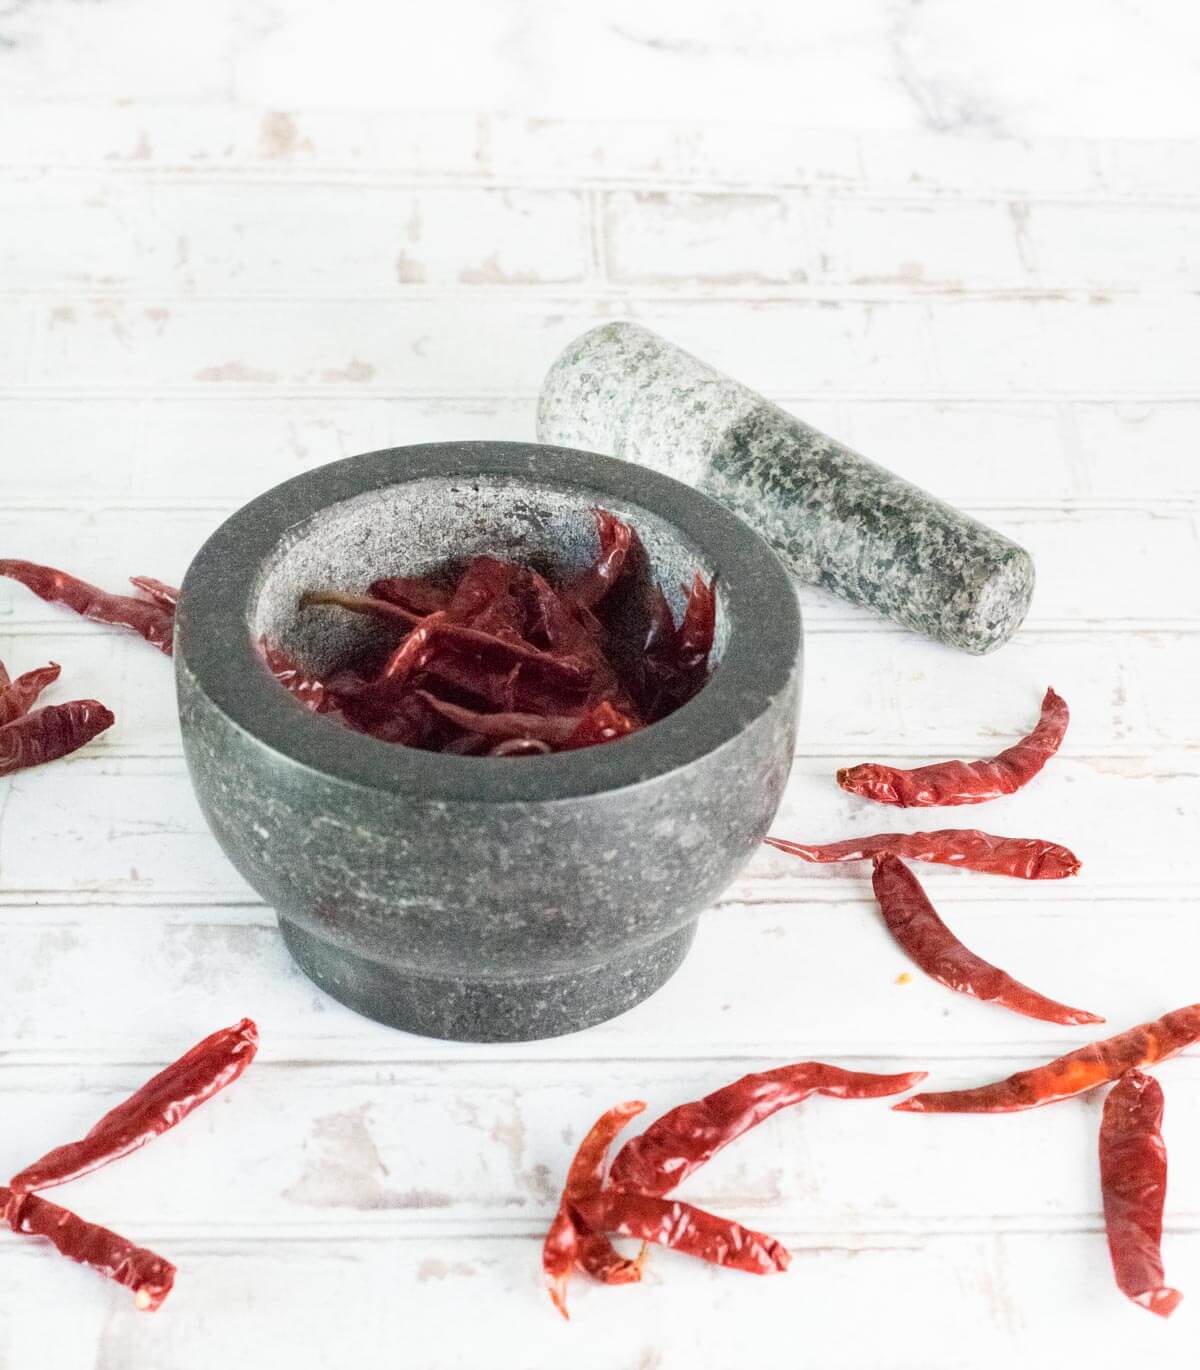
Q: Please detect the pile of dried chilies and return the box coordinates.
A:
[1,1018,257,1309]
[266,509,716,755]
[543,1063,926,1317]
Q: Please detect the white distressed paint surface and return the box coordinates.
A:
[2,5,1200,1365]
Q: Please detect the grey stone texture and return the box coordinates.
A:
[176,442,801,1042]
[538,322,1034,654]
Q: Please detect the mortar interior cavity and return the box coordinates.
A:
[252,474,728,682]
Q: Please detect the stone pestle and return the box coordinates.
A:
[537,321,1034,655]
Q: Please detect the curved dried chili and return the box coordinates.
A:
[2,1186,175,1310]
[572,1193,789,1276]
[542,1100,646,1319]
[838,687,1069,806]
[0,700,115,776]
[766,829,1080,879]
[608,1063,925,1197]
[870,855,1102,1026]
[896,1004,1200,1113]
[0,559,176,655]
[1099,1069,1182,1317]
[10,1019,259,1194]
[0,662,61,728]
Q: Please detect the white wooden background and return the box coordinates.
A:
[2,4,1200,1366]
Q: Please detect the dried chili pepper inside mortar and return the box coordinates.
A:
[0,700,115,776]
[608,1063,925,1197]
[572,1192,790,1276]
[870,854,1102,1026]
[1099,1069,1182,1317]
[1,1185,175,1310]
[838,687,1069,806]
[0,559,176,655]
[10,1018,259,1194]
[279,508,715,754]
[259,641,339,713]
[0,661,61,728]
[543,1100,647,1319]
[766,829,1080,879]
[896,1003,1200,1113]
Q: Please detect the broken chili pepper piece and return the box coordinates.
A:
[608,1063,926,1197]
[564,509,634,610]
[896,1003,1200,1113]
[0,661,62,728]
[258,641,339,713]
[766,829,1080,879]
[368,575,452,615]
[10,1019,259,1195]
[543,1100,647,1320]
[572,1192,790,1276]
[1,1185,175,1310]
[838,687,1069,806]
[129,576,180,610]
[870,854,1102,1027]
[0,700,115,777]
[299,588,422,627]
[0,559,176,655]
[1099,1069,1182,1318]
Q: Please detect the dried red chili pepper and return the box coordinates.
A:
[608,1063,926,1197]
[870,854,1102,1026]
[129,576,180,610]
[543,1100,647,1319]
[0,661,61,727]
[286,511,713,754]
[299,588,422,627]
[417,692,582,747]
[560,701,641,750]
[766,829,1080,879]
[564,509,634,610]
[838,687,1069,806]
[369,575,452,615]
[896,1003,1200,1113]
[10,1019,259,1194]
[0,559,176,655]
[259,641,338,713]
[572,1192,790,1276]
[1099,1069,1182,1317]
[1,1186,175,1310]
[0,700,115,776]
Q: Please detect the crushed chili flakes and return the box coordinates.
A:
[267,509,717,756]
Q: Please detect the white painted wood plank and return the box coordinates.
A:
[0,880,1195,1061]
[7,1052,1200,1234]
[4,397,1199,505]
[2,749,1195,904]
[0,178,592,293]
[0,626,1193,761]
[11,175,1200,295]
[13,295,1200,398]
[2,505,1197,633]
[0,1227,1195,1369]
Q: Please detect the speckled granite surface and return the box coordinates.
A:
[538,322,1035,654]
